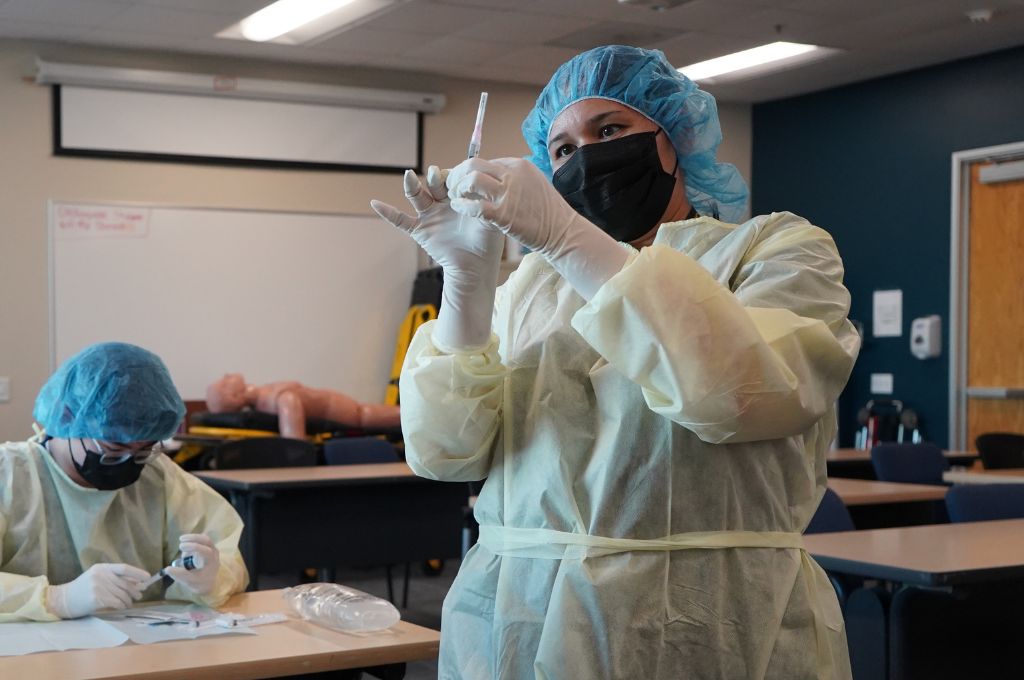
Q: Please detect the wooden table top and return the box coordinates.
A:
[827,477,948,505]
[827,448,978,463]
[195,462,422,490]
[804,518,1024,586]
[0,589,439,680]
[944,468,1024,484]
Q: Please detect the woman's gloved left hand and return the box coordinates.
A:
[447,157,627,301]
[165,533,220,596]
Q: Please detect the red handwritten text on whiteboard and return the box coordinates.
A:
[55,204,151,239]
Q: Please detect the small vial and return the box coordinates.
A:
[174,554,204,571]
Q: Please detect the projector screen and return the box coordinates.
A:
[55,85,420,172]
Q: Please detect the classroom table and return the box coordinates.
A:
[827,478,949,528]
[195,463,467,590]
[0,588,440,680]
[826,448,978,479]
[806,520,1024,679]
[804,518,1024,586]
[943,468,1024,484]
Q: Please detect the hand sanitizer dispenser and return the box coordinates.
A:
[910,315,942,359]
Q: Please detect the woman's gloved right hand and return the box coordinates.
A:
[46,563,149,619]
[371,166,504,352]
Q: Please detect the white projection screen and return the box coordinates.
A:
[55,85,420,171]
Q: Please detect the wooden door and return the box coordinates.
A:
[966,162,1024,446]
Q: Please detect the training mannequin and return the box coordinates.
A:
[205,373,401,439]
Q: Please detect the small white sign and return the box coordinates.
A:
[54,203,150,239]
[873,289,903,337]
[870,373,894,394]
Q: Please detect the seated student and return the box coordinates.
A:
[0,342,249,621]
[206,373,401,440]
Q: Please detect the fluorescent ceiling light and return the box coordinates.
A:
[240,0,356,42]
[218,0,404,46]
[678,41,837,82]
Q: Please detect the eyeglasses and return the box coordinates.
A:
[86,439,165,466]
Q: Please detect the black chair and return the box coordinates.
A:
[323,436,400,465]
[888,585,1024,680]
[945,484,1024,522]
[975,432,1024,469]
[870,442,949,485]
[805,488,861,610]
[322,437,411,607]
[806,487,855,534]
[207,436,317,470]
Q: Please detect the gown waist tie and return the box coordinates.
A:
[477,524,840,676]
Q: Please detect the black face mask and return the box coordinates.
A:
[73,439,145,490]
[552,129,678,242]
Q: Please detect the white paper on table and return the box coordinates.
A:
[872,289,903,337]
[0,618,129,656]
[98,604,257,644]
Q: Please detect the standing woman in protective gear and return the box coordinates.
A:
[0,342,248,621]
[372,45,860,680]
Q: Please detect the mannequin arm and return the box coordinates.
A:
[276,391,307,439]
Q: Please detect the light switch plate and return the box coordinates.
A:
[0,377,9,403]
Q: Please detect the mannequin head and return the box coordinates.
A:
[206,373,250,413]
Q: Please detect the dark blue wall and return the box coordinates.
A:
[751,46,1024,447]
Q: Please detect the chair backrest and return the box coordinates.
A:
[323,436,399,465]
[975,432,1024,470]
[805,487,856,534]
[870,442,949,484]
[211,437,317,470]
[945,484,1024,522]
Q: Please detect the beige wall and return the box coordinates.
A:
[0,38,750,439]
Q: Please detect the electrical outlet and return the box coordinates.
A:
[0,377,9,403]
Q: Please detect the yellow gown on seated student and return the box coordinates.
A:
[0,437,248,621]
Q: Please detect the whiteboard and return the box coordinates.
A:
[50,202,418,402]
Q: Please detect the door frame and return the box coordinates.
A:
[949,141,1024,450]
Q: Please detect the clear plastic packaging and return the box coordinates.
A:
[282,583,401,632]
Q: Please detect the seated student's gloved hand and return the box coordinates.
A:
[371,166,505,351]
[165,534,220,596]
[447,157,628,301]
[46,563,149,619]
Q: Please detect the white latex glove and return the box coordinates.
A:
[447,157,629,301]
[46,563,149,619]
[165,533,220,596]
[371,166,504,351]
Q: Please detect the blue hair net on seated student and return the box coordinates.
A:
[521,44,749,224]
[34,342,186,442]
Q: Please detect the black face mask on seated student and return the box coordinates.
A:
[552,129,678,242]
[73,439,146,490]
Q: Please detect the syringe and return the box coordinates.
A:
[140,553,205,589]
[457,91,488,233]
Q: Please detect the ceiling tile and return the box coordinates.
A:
[402,34,514,63]
[0,0,130,27]
[364,0,508,34]
[315,26,436,57]
[449,11,597,45]
[102,5,238,37]
[0,18,92,40]
[134,0,267,13]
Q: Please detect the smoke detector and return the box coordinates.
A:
[965,8,994,22]
[617,0,693,11]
